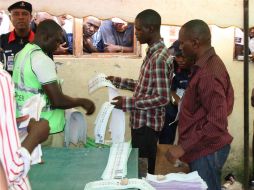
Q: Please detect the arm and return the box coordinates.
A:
[251,88,254,107]
[43,82,95,115]
[83,37,98,53]
[104,43,133,53]
[107,76,136,91]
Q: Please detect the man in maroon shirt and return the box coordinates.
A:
[166,19,234,190]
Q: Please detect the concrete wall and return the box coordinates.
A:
[56,25,254,179]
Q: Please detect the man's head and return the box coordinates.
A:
[83,16,101,38]
[134,9,161,44]
[8,1,32,32]
[249,26,254,38]
[111,17,128,33]
[34,19,63,53]
[34,12,52,26]
[178,19,211,60]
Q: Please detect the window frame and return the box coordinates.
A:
[54,18,142,58]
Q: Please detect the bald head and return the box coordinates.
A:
[181,19,211,45]
[34,12,53,25]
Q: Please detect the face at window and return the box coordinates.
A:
[83,16,101,38]
[134,18,150,44]
[10,9,31,31]
[178,28,195,59]
[250,28,254,38]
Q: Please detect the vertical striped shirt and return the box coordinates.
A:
[111,39,173,131]
[0,68,31,190]
[178,47,234,163]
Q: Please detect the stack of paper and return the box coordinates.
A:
[84,178,155,190]
[146,171,207,190]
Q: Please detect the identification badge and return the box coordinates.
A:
[7,54,14,71]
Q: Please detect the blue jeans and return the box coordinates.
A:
[189,144,230,190]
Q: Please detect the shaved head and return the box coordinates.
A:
[181,19,211,45]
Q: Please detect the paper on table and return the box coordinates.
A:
[88,73,116,94]
[84,178,155,190]
[18,94,45,165]
[101,142,131,180]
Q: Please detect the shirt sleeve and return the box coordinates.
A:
[0,70,31,187]
[111,76,137,91]
[31,51,57,84]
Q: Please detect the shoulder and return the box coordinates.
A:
[0,32,11,44]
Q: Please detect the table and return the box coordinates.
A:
[29,147,138,190]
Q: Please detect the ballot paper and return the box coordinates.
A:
[101,142,131,180]
[84,178,155,190]
[146,171,208,190]
[88,73,116,94]
[94,102,115,144]
[18,94,45,165]
[108,87,125,143]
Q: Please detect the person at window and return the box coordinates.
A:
[0,1,34,76]
[31,12,71,56]
[166,19,234,190]
[99,17,134,53]
[83,16,101,53]
[0,67,50,190]
[107,9,172,174]
[12,19,95,147]
[249,26,254,62]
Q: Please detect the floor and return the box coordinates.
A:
[155,144,189,175]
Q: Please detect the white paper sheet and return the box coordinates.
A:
[88,73,116,94]
[18,94,45,165]
[84,178,155,190]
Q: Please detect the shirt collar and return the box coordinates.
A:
[194,47,216,69]
[8,30,35,43]
[146,39,165,56]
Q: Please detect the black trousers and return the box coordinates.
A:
[131,126,159,174]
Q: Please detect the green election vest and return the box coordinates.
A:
[12,43,65,134]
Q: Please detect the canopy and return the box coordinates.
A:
[0,0,253,27]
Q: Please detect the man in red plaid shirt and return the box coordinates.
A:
[108,9,172,175]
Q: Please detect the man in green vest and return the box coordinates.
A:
[12,19,95,147]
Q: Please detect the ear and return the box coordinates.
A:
[192,38,200,49]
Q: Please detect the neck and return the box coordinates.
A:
[196,45,211,59]
[15,29,30,38]
[147,33,161,46]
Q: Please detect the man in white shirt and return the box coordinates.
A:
[0,67,50,190]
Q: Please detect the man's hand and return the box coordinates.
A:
[80,99,95,115]
[104,43,121,53]
[111,96,123,109]
[106,76,114,83]
[54,42,68,54]
[165,145,185,163]
[27,118,50,144]
[251,88,254,107]
[22,118,50,153]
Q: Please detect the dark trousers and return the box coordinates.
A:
[159,102,178,144]
[131,126,159,174]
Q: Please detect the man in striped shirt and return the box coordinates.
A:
[108,9,172,175]
[0,67,50,190]
[166,20,234,190]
